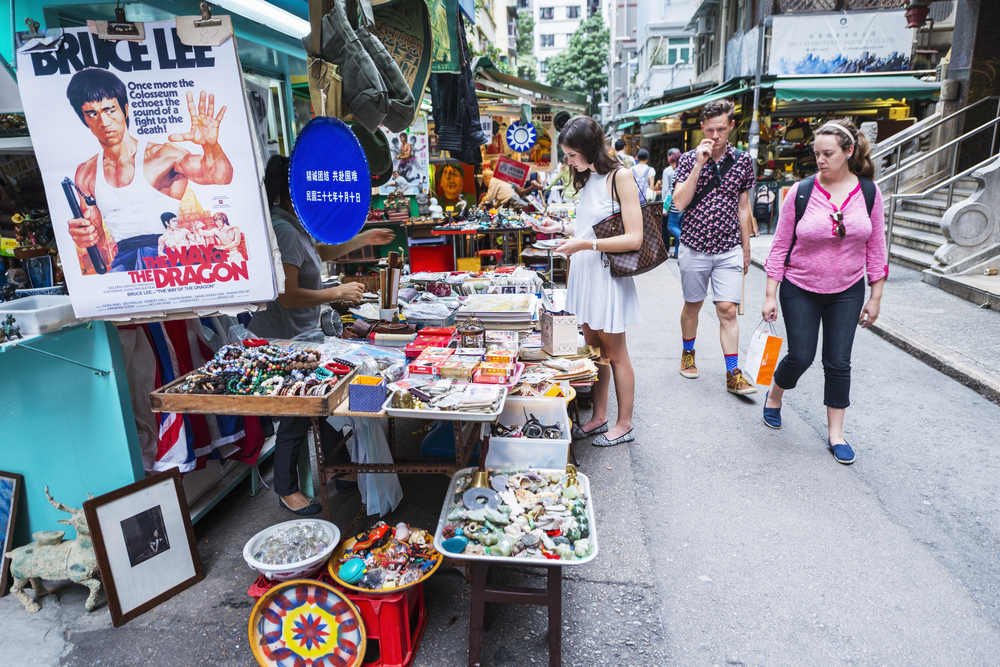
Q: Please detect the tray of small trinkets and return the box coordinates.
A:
[382,384,508,422]
[432,465,598,566]
[150,342,358,417]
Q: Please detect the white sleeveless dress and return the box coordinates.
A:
[565,171,642,334]
[93,139,180,243]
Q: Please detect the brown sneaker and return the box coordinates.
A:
[680,349,698,378]
[727,368,758,395]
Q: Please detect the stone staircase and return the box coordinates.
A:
[888,177,978,271]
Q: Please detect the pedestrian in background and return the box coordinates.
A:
[527,116,643,447]
[761,119,887,465]
[662,148,683,258]
[671,99,756,395]
[613,138,635,169]
[630,148,656,201]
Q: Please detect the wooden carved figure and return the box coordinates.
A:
[7,487,100,613]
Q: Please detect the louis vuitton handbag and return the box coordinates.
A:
[593,168,668,278]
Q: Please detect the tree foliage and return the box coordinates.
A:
[514,9,537,81]
[544,12,609,114]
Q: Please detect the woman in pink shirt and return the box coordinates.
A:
[761,119,888,465]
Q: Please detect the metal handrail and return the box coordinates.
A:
[885,154,999,254]
[875,115,1000,194]
[873,96,1000,160]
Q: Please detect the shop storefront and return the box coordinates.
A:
[1,3,607,663]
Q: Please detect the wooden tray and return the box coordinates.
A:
[150,367,357,417]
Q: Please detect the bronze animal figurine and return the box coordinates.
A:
[6,487,100,613]
[1,314,21,340]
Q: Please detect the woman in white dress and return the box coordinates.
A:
[529,116,644,447]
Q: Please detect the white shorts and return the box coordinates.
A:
[678,244,744,304]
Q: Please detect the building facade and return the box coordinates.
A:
[532,0,588,83]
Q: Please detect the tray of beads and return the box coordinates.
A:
[432,465,597,567]
[150,343,357,417]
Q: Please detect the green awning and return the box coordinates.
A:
[774,75,940,102]
[617,87,746,129]
[477,66,589,106]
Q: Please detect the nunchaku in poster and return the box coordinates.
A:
[16,21,277,319]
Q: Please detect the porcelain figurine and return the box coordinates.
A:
[428,197,444,220]
[8,487,100,613]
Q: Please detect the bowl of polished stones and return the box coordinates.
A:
[243,519,341,581]
[433,464,597,565]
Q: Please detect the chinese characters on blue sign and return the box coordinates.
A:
[289,117,371,244]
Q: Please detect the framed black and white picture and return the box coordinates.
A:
[0,470,23,596]
[83,469,203,627]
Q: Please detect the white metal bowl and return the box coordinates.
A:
[242,518,340,581]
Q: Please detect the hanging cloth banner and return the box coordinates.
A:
[371,0,434,110]
[427,0,461,74]
[15,20,277,320]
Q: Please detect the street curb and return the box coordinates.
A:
[749,252,1000,407]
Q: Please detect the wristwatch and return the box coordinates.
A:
[592,239,597,251]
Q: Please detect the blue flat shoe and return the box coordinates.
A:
[762,390,782,429]
[828,441,855,465]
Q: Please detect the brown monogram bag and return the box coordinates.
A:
[592,168,668,278]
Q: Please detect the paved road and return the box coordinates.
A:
[3,261,999,666]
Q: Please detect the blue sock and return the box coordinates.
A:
[683,337,695,351]
[725,354,739,373]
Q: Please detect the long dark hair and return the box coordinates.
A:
[558,116,619,192]
[264,155,291,206]
[814,119,875,180]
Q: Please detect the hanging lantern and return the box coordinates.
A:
[457,314,486,349]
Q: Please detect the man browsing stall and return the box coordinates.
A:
[671,99,757,395]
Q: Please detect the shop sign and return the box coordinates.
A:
[15,21,277,320]
[769,11,913,75]
[289,117,371,245]
[492,156,529,187]
[379,115,431,197]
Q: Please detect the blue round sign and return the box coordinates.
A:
[289,117,372,244]
[506,121,537,153]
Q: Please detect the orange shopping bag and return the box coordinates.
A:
[744,320,783,386]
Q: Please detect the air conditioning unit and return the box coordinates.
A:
[929,0,956,28]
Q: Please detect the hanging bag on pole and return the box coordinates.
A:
[592,168,669,278]
[349,0,416,132]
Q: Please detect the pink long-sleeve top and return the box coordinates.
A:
[765,179,889,294]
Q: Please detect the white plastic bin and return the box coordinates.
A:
[485,396,572,469]
[0,295,75,335]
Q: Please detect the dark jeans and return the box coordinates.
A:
[773,278,866,409]
[663,209,683,254]
[273,417,347,497]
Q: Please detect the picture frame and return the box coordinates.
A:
[83,469,204,627]
[0,470,23,596]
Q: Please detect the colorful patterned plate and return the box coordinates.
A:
[249,579,366,667]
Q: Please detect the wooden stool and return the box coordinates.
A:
[467,563,563,667]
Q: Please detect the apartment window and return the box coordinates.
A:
[518,0,529,7]
[540,59,549,73]
[541,34,555,47]
[567,5,580,18]
[540,7,554,19]
[651,37,692,66]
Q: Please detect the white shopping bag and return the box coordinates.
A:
[744,320,783,386]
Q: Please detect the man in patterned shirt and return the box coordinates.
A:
[671,99,757,395]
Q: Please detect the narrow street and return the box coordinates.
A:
[5,260,1000,666]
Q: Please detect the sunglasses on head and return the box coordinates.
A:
[830,210,846,239]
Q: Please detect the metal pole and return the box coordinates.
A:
[748,0,767,179]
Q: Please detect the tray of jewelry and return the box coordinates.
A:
[150,343,358,417]
[432,466,597,566]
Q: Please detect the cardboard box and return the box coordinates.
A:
[479,362,513,378]
[485,350,517,364]
[349,375,387,412]
[408,360,443,376]
[541,310,578,356]
[439,360,478,381]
